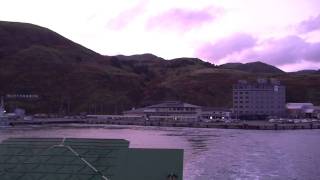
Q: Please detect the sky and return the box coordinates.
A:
[1,0,320,71]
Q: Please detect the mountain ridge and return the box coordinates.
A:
[0,21,319,114]
[219,61,285,74]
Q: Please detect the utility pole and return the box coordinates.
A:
[1,96,4,108]
[67,97,71,115]
[0,96,5,116]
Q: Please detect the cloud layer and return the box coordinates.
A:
[107,1,147,30]
[242,36,320,66]
[297,14,320,33]
[147,7,220,32]
[196,33,257,62]
[195,13,320,69]
[196,34,320,67]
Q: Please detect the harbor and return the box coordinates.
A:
[1,4,320,179]
[2,99,320,130]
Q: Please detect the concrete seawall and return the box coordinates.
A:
[85,118,320,130]
[8,118,320,130]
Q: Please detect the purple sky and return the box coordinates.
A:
[1,0,320,71]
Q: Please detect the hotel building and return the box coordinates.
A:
[233,78,286,119]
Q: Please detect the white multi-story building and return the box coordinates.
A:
[233,78,286,119]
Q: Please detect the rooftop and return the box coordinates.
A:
[146,101,200,108]
[286,103,314,109]
[0,138,183,180]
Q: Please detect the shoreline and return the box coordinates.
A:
[8,118,320,130]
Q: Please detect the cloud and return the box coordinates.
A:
[196,33,320,67]
[107,1,147,30]
[146,7,222,32]
[243,36,320,65]
[195,33,257,62]
[297,14,320,33]
[304,42,320,62]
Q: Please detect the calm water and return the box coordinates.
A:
[0,124,320,180]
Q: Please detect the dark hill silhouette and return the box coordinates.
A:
[219,61,284,74]
[0,21,99,62]
[0,21,319,114]
[291,70,318,75]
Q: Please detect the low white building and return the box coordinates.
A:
[124,101,202,116]
[124,101,232,122]
[286,103,316,118]
[313,106,320,119]
[200,107,232,121]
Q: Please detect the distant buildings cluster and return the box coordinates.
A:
[1,79,319,122]
[121,78,320,121]
[232,78,320,120]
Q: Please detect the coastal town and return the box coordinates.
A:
[1,2,320,178]
[1,78,320,130]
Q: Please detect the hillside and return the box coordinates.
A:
[290,70,319,75]
[218,63,243,69]
[0,21,319,114]
[0,21,145,114]
[219,61,285,74]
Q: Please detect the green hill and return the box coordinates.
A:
[0,21,319,114]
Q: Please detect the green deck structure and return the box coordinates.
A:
[0,138,183,180]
